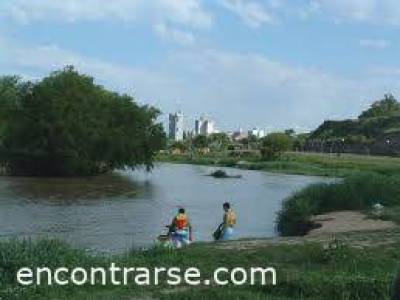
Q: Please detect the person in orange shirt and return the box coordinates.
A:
[168,208,192,248]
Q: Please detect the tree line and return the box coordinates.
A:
[168,130,307,160]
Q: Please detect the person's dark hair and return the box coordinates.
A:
[223,202,230,209]
[178,208,185,214]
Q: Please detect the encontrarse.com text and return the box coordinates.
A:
[17,264,276,286]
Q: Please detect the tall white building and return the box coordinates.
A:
[248,128,266,138]
[195,117,215,136]
[169,111,184,141]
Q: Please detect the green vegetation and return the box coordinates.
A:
[192,134,209,149]
[207,133,231,150]
[169,133,231,152]
[359,94,400,119]
[273,108,400,234]
[261,133,291,160]
[162,94,400,176]
[1,237,399,299]
[158,151,400,177]
[310,94,400,143]
[277,173,400,236]
[0,67,166,176]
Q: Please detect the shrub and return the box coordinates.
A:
[261,133,291,160]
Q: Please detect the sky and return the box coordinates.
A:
[0,0,400,132]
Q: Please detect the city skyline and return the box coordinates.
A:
[167,110,287,140]
[0,1,399,130]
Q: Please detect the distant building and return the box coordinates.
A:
[248,128,265,138]
[169,111,184,141]
[232,127,248,141]
[194,119,202,136]
[195,117,215,136]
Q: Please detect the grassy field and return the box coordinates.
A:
[157,151,400,177]
[1,233,399,300]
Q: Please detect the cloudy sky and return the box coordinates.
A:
[1,0,399,132]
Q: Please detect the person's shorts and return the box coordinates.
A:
[172,229,190,248]
[222,227,234,240]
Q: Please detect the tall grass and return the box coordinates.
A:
[277,173,400,236]
[0,238,398,299]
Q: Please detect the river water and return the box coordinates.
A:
[0,163,329,253]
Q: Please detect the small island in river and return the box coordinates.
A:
[208,169,242,179]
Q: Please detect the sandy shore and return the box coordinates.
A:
[308,211,396,236]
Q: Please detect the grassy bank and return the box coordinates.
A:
[158,152,400,177]
[277,173,400,236]
[1,236,399,300]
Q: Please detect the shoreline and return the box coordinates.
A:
[156,157,343,178]
[157,151,400,178]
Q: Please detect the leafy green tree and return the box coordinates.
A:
[192,134,208,148]
[0,67,166,176]
[284,129,295,136]
[292,133,309,151]
[207,133,230,150]
[359,94,400,119]
[261,133,291,160]
[0,76,22,140]
[247,134,259,144]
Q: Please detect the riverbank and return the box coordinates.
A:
[308,211,396,236]
[157,152,400,177]
[159,153,400,236]
[276,172,400,236]
[1,230,398,300]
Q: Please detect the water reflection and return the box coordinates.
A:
[3,172,150,204]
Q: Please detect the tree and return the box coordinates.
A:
[284,129,295,136]
[207,133,230,150]
[0,67,166,176]
[170,141,188,152]
[292,133,309,151]
[247,134,259,144]
[0,76,22,139]
[359,94,400,119]
[261,133,291,160]
[192,135,208,149]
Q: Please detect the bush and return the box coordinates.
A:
[261,133,291,160]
